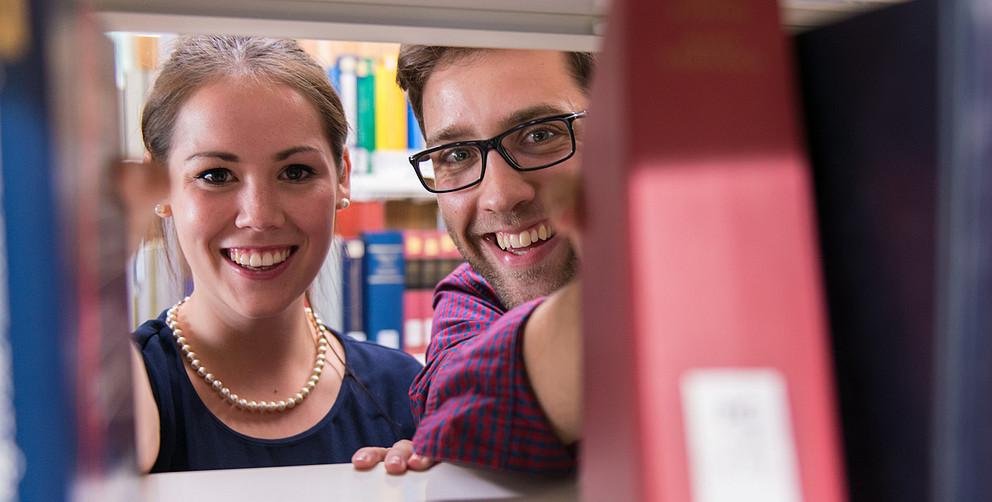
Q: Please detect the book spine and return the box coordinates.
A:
[340,238,366,341]
[407,101,425,151]
[335,55,358,148]
[362,231,405,349]
[421,232,443,344]
[355,57,376,162]
[374,56,408,151]
[583,0,845,500]
[403,231,426,357]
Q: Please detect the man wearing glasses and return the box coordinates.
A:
[352,47,592,475]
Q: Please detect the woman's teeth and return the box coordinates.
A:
[228,248,291,268]
[496,224,553,251]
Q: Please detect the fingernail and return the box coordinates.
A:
[354,453,367,462]
[386,456,402,466]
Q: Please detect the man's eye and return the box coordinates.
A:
[196,168,233,185]
[522,124,566,144]
[528,129,555,143]
[282,164,316,181]
[439,147,476,166]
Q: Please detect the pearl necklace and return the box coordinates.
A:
[166,297,333,413]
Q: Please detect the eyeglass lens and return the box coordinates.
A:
[414,116,577,193]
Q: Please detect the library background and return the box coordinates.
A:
[1,0,990,501]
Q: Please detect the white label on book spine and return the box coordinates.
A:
[681,368,802,502]
[377,330,400,350]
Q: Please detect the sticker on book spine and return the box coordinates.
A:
[681,368,802,502]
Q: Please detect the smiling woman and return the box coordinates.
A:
[130,35,421,473]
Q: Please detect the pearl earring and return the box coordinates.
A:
[338,198,350,210]
[154,204,170,217]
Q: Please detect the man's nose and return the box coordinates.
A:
[477,150,536,214]
[234,182,286,230]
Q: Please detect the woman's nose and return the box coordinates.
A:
[234,182,286,230]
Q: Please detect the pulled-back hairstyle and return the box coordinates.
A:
[396,46,595,133]
[142,35,348,172]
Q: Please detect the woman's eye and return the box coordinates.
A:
[282,164,316,181]
[196,168,233,185]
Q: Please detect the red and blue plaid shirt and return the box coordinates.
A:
[409,263,577,474]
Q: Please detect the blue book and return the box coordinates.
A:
[407,101,425,150]
[361,231,405,349]
[327,66,340,94]
[340,238,366,341]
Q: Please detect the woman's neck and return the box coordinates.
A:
[175,292,317,385]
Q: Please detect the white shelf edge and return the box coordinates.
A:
[95,12,601,52]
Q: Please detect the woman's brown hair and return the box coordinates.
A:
[142,35,348,171]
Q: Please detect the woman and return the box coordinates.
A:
[131,35,420,473]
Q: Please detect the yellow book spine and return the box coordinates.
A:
[374,56,408,151]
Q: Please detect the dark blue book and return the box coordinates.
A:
[361,231,405,349]
[796,0,992,499]
[340,238,366,341]
[797,3,937,501]
[2,3,135,499]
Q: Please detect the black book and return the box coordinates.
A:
[797,0,992,499]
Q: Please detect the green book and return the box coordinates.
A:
[356,57,376,156]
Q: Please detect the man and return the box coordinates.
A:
[353,46,592,474]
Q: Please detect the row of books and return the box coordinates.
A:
[330,230,461,361]
[327,54,425,173]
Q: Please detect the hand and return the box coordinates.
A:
[351,439,436,474]
[544,168,584,259]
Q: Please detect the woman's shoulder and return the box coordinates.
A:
[132,311,172,351]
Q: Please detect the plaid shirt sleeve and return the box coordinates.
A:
[408,263,577,474]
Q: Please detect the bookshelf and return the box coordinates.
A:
[93,0,905,43]
[2,0,965,500]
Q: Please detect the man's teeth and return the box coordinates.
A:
[229,248,291,268]
[496,224,554,251]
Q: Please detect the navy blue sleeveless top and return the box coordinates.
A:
[133,311,421,473]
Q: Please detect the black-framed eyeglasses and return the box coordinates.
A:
[409,111,586,193]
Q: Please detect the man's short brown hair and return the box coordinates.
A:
[396,46,595,135]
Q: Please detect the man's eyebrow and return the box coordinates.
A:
[499,104,572,131]
[186,151,239,162]
[425,104,574,147]
[426,125,472,148]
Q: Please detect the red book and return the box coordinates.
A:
[402,231,426,357]
[334,200,385,239]
[582,1,846,501]
[420,233,442,349]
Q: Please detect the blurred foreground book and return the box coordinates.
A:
[1,2,136,500]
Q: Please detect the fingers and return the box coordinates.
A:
[383,439,415,474]
[351,447,388,470]
[352,440,437,474]
[406,452,437,471]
